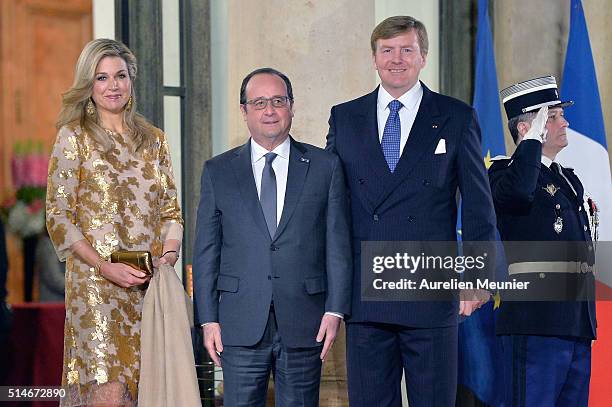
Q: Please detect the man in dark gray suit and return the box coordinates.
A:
[193,67,352,406]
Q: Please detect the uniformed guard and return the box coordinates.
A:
[490,75,596,406]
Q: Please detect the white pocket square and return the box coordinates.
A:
[434,139,446,154]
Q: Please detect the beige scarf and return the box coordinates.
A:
[138,264,201,406]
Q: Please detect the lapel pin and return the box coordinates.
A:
[543,184,559,197]
[300,157,310,163]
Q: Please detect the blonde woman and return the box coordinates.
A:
[47,39,183,406]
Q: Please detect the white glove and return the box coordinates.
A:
[523,105,548,142]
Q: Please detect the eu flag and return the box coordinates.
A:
[458,0,504,405]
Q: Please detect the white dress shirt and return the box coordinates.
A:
[541,155,553,168]
[377,82,423,155]
[251,137,290,224]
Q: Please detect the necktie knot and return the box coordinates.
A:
[265,152,277,166]
[551,161,576,196]
[388,100,403,115]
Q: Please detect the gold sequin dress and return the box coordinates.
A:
[46,124,183,406]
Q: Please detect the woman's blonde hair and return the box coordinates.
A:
[56,38,154,152]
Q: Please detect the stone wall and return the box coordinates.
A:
[220,0,375,149]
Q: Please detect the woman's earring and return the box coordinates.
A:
[86,98,96,117]
[126,96,133,111]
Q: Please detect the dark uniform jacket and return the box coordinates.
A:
[489,139,596,339]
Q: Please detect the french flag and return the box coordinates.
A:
[556,0,612,291]
[555,0,612,403]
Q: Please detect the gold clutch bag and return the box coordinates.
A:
[110,250,154,276]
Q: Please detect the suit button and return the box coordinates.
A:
[555,204,561,210]
[270,245,278,251]
[358,178,365,185]
[408,216,415,222]
[373,214,379,221]
[423,179,430,186]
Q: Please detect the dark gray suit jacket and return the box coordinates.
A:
[193,137,352,348]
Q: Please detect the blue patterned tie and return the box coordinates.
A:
[260,152,277,237]
[381,100,403,172]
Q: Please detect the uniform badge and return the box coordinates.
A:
[587,197,599,243]
[553,217,563,234]
[543,184,559,196]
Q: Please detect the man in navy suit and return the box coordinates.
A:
[194,68,352,406]
[326,16,496,406]
[490,76,596,406]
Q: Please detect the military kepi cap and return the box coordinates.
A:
[500,75,573,120]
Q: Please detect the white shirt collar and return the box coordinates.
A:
[251,136,291,163]
[377,81,423,112]
[541,156,553,168]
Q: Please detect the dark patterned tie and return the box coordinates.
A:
[261,152,277,237]
[381,100,403,172]
[551,162,576,195]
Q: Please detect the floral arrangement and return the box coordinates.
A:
[1,140,48,238]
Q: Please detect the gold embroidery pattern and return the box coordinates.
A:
[56,185,68,199]
[45,125,183,405]
[94,233,119,260]
[67,359,79,385]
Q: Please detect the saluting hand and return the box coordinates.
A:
[523,105,549,142]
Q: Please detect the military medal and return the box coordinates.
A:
[587,197,599,243]
[553,205,563,234]
[553,217,563,234]
[543,184,559,196]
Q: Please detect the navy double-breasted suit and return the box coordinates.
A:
[326,83,497,406]
[326,84,497,327]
